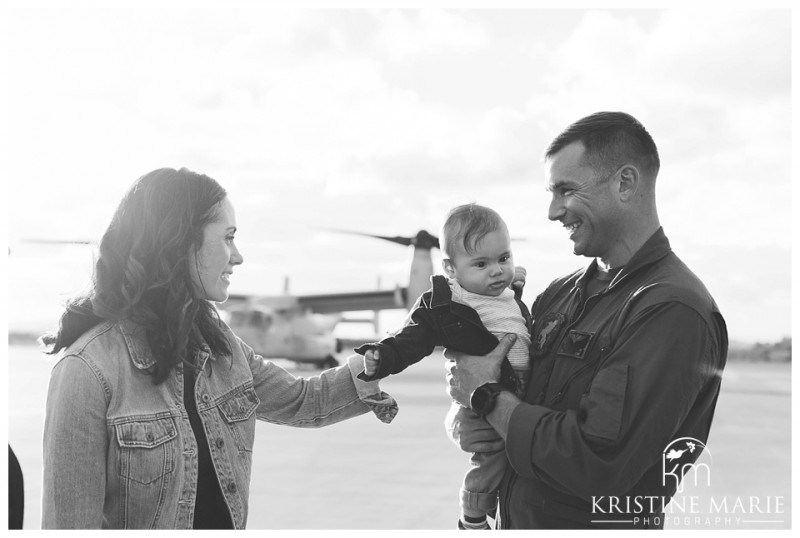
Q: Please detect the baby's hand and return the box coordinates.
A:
[511,265,527,291]
[364,348,381,376]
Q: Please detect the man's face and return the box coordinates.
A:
[445,226,514,297]
[545,141,622,260]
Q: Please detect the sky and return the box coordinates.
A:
[2,6,793,344]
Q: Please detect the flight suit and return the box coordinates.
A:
[498,228,728,529]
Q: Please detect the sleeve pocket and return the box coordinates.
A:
[581,364,629,443]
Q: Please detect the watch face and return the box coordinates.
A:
[471,383,502,415]
[471,385,490,412]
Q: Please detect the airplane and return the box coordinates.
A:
[15,231,442,369]
[217,230,440,368]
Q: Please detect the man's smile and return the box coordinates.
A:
[563,220,582,236]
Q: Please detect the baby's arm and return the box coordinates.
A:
[355,292,441,381]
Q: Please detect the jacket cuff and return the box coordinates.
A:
[353,342,397,380]
[505,403,549,479]
[353,342,378,355]
[346,354,398,424]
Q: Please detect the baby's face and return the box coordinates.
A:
[446,226,514,297]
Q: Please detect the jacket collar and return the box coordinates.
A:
[118,319,157,370]
[117,318,215,371]
[574,227,672,291]
[429,275,454,308]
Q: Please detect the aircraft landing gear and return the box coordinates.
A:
[321,355,340,369]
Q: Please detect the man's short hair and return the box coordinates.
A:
[545,111,660,179]
[441,203,506,258]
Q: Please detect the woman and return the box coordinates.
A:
[41,168,396,529]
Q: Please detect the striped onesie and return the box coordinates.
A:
[449,279,532,391]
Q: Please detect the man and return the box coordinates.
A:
[445,111,728,529]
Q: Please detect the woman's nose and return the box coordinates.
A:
[231,244,244,265]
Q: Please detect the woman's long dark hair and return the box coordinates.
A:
[41,168,232,384]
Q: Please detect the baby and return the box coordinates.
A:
[356,203,532,529]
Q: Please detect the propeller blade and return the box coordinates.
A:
[21,238,94,245]
[322,228,412,247]
[323,228,439,250]
[412,230,439,250]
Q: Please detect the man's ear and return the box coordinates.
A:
[617,164,640,202]
[442,258,456,278]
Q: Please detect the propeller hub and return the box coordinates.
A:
[412,230,439,250]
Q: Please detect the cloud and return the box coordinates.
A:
[375,9,490,61]
[4,8,790,342]
[643,9,790,100]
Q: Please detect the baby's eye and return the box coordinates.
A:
[226,235,236,244]
[474,261,486,268]
[499,255,510,263]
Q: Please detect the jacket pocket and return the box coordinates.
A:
[581,364,629,443]
[115,417,177,485]
[218,387,259,453]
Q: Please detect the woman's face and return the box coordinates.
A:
[191,197,243,302]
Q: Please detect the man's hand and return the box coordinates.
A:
[444,401,505,453]
[511,265,527,293]
[444,334,517,408]
[363,349,380,377]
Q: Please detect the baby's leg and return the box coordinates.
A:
[456,406,506,529]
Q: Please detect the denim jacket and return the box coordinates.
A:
[42,318,397,529]
[355,275,531,392]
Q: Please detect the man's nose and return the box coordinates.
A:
[548,195,565,221]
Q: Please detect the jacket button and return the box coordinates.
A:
[146,433,154,442]
[202,394,210,403]
[216,438,225,449]
[227,483,237,493]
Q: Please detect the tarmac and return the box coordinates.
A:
[6,344,792,530]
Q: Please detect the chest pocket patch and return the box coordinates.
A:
[557,330,595,360]
[533,312,565,356]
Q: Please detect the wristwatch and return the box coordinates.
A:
[470,383,506,418]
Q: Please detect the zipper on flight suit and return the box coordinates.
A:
[545,286,607,405]
[501,269,637,527]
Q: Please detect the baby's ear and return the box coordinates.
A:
[442,258,456,278]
